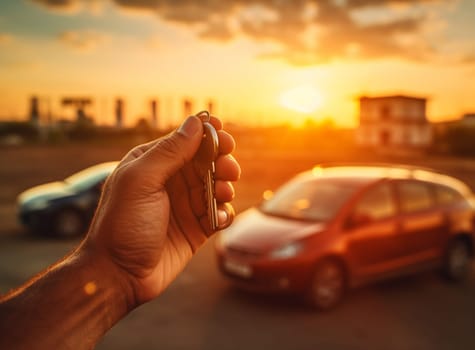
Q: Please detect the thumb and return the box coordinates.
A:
[138,116,203,185]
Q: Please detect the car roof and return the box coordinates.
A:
[84,161,119,173]
[64,161,118,183]
[297,163,472,196]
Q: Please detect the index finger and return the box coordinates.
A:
[209,116,223,130]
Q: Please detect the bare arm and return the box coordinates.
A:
[0,250,133,350]
[0,116,240,349]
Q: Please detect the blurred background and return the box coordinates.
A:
[1,1,475,349]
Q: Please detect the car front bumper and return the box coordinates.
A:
[216,250,314,294]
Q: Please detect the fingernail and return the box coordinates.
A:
[178,116,201,137]
[218,209,228,224]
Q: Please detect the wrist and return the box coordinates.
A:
[0,240,139,350]
[74,240,139,318]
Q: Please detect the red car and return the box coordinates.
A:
[216,165,475,310]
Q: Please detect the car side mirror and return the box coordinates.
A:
[346,213,372,229]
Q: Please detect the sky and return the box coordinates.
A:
[0,0,475,127]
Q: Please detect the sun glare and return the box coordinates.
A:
[279,85,325,114]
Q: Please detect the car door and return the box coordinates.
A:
[395,180,447,265]
[344,181,403,280]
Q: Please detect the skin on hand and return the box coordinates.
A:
[82,115,240,307]
[0,116,239,350]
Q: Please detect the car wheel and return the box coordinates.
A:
[53,208,85,238]
[307,259,346,311]
[444,239,471,282]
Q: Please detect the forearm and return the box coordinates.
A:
[0,244,134,350]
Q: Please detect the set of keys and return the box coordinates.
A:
[193,111,220,231]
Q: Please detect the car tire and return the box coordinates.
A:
[52,208,85,238]
[444,239,471,282]
[307,259,346,311]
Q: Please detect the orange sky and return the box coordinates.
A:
[1,0,475,127]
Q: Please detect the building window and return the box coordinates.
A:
[380,105,391,120]
[380,130,390,145]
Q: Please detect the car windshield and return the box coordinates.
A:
[64,163,116,192]
[260,178,359,222]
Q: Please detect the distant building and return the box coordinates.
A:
[207,99,215,114]
[356,95,432,148]
[183,99,193,118]
[29,96,40,127]
[460,113,475,127]
[61,97,93,124]
[150,99,158,129]
[115,98,124,128]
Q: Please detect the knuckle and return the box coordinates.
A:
[156,135,186,165]
[114,163,139,188]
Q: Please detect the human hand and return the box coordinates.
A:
[82,115,240,308]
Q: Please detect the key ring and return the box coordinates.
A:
[195,110,210,122]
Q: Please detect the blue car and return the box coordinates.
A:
[17,162,118,238]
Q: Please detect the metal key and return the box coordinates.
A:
[194,111,219,231]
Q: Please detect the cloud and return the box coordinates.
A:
[30,0,81,13]
[345,0,442,7]
[462,54,475,64]
[29,0,463,65]
[58,30,107,52]
[30,0,103,14]
[108,0,452,65]
[0,33,13,45]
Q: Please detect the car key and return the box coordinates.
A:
[194,111,219,231]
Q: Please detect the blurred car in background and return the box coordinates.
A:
[216,164,475,310]
[17,162,118,238]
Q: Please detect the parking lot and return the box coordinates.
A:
[1,144,475,350]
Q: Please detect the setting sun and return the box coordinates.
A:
[0,0,475,127]
[279,85,325,114]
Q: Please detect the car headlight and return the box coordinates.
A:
[270,241,303,259]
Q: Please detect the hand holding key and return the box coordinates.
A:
[83,115,240,306]
[0,115,240,350]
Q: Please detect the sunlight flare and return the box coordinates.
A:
[279,85,325,114]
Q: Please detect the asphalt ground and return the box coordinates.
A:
[1,144,475,349]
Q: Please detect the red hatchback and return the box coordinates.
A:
[216,165,475,310]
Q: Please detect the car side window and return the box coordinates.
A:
[351,183,396,223]
[435,184,463,205]
[397,181,434,213]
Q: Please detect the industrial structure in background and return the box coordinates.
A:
[29,97,40,128]
[150,99,158,129]
[27,95,217,130]
[61,97,94,125]
[0,93,470,155]
[115,98,124,128]
[356,95,432,148]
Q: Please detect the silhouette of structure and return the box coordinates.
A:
[61,97,93,124]
[460,113,475,127]
[183,99,193,118]
[150,99,158,129]
[115,98,124,128]
[29,96,40,127]
[207,100,214,115]
[356,95,432,148]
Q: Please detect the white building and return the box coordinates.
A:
[356,95,432,148]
